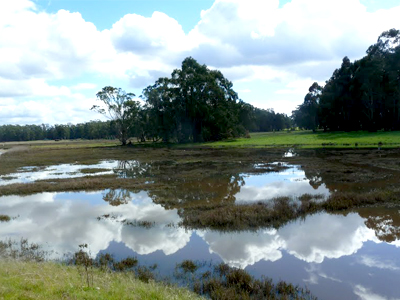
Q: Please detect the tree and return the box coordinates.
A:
[292,82,322,131]
[317,29,400,132]
[143,57,245,143]
[91,86,140,145]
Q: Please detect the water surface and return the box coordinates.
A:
[0,190,399,300]
[1,156,398,299]
[236,164,329,202]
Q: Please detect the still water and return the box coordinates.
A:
[1,190,399,299]
[0,162,399,299]
[0,160,118,185]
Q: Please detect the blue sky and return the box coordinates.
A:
[1,0,400,125]
[37,0,216,32]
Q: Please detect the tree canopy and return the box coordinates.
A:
[142,57,249,143]
[292,29,400,132]
[92,86,140,145]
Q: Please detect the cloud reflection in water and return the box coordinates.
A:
[0,191,191,258]
[236,165,330,202]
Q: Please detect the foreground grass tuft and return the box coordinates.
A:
[0,259,203,300]
[175,261,317,300]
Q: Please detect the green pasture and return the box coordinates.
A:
[1,131,400,150]
[206,130,400,148]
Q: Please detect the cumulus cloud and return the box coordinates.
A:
[1,0,400,124]
[0,190,190,259]
[279,213,378,263]
[192,0,400,68]
[110,12,189,55]
[199,229,283,268]
[0,7,102,80]
[197,212,380,268]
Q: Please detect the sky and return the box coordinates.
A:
[1,0,400,125]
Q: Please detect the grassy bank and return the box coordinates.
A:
[0,239,316,300]
[206,130,400,148]
[2,130,400,151]
[0,259,203,300]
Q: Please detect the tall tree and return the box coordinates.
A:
[143,57,245,143]
[292,82,322,131]
[92,86,140,145]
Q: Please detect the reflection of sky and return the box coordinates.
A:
[199,214,399,300]
[0,191,191,258]
[0,161,118,185]
[1,191,400,299]
[236,165,330,202]
[199,214,380,268]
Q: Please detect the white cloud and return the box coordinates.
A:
[199,229,283,269]
[275,79,317,95]
[71,83,98,91]
[354,285,400,300]
[197,212,381,269]
[280,213,379,263]
[1,0,400,124]
[0,8,102,80]
[110,12,189,55]
[304,264,343,285]
[358,255,400,271]
[0,191,191,259]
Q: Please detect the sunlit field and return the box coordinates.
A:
[206,130,400,148]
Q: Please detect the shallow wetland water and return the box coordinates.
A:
[1,147,400,299]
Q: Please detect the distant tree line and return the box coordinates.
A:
[0,121,117,142]
[0,57,293,144]
[293,29,400,132]
[0,108,291,143]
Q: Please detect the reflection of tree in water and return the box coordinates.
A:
[358,207,400,242]
[301,167,324,190]
[103,189,132,206]
[113,160,153,178]
[149,173,245,209]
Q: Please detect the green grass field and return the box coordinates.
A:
[1,130,400,151]
[205,130,400,148]
[0,260,203,300]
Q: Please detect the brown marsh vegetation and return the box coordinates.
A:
[175,260,317,300]
[1,141,400,231]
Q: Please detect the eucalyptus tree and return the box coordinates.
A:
[143,57,246,143]
[92,86,141,145]
[315,29,400,132]
[292,82,322,131]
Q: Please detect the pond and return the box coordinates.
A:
[236,163,329,202]
[0,160,118,185]
[0,156,399,300]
